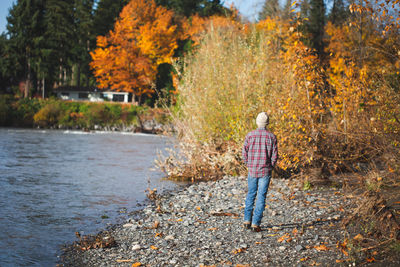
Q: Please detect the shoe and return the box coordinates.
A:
[243,223,251,230]
[251,225,262,232]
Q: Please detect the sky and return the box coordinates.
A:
[0,0,264,34]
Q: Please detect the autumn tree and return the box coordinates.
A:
[259,0,281,20]
[90,0,182,103]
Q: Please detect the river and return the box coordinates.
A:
[0,128,179,266]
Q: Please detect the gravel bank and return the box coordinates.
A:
[61,176,353,266]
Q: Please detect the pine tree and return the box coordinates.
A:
[93,0,128,38]
[72,0,95,87]
[155,0,226,17]
[44,0,75,87]
[259,0,281,20]
[282,0,292,20]
[328,0,348,25]
[6,0,46,97]
[308,0,325,56]
[298,0,325,57]
[0,34,13,92]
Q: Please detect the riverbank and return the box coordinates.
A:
[0,96,173,134]
[60,175,395,266]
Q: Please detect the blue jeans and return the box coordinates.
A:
[244,175,271,226]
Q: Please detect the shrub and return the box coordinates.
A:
[12,98,43,126]
[33,101,64,127]
[0,95,12,126]
[158,18,400,182]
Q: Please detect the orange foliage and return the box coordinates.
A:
[185,12,242,46]
[90,0,181,98]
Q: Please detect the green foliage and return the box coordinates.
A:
[303,180,312,190]
[0,97,149,129]
[0,95,13,125]
[33,101,63,127]
[12,98,43,126]
[92,0,128,37]
[155,0,227,17]
[328,0,349,25]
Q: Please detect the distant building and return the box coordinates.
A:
[54,86,132,103]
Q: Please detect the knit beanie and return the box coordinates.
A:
[256,112,269,128]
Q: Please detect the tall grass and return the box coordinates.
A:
[159,19,400,185]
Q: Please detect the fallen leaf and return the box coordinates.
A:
[176,218,183,222]
[292,228,298,236]
[266,234,278,237]
[155,232,163,238]
[197,220,207,224]
[232,247,246,254]
[366,257,375,263]
[277,233,291,243]
[150,245,158,250]
[314,244,329,251]
[310,260,321,266]
[337,239,349,256]
[208,227,218,231]
[300,257,309,261]
[255,241,263,244]
[235,264,250,267]
[196,206,201,211]
[152,221,160,229]
[336,259,345,263]
[353,233,364,241]
[132,262,141,267]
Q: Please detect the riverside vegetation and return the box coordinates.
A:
[0,96,171,133]
[1,0,399,264]
[155,2,400,263]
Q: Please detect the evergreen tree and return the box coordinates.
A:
[308,0,325,56]
[72,0,95,87]
[300,0,310,20]
[0,34,13,92]
[282,0,292,20]
[92,0,128,38]
[43,0,75,87]
[259,0,281,20]
[328,0,349,25]
[6,0,46,97]
[155,0,226,17]
[298,0,325,57]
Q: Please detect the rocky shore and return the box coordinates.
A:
[60,175,363,266]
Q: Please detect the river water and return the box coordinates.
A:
[0,128,179,266]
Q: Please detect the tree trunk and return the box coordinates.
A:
[42,77,45,99]
[77,63,81,87]
[25,58,31,98]
[59,62,63,87]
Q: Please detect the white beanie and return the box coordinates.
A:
[256,112,269,128]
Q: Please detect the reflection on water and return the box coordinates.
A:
[0,128,178,266]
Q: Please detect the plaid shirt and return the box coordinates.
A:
[242,128,278,177]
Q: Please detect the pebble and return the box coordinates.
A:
[61,176,352,267]
[131,244,141,251]
[295,245,305,251]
